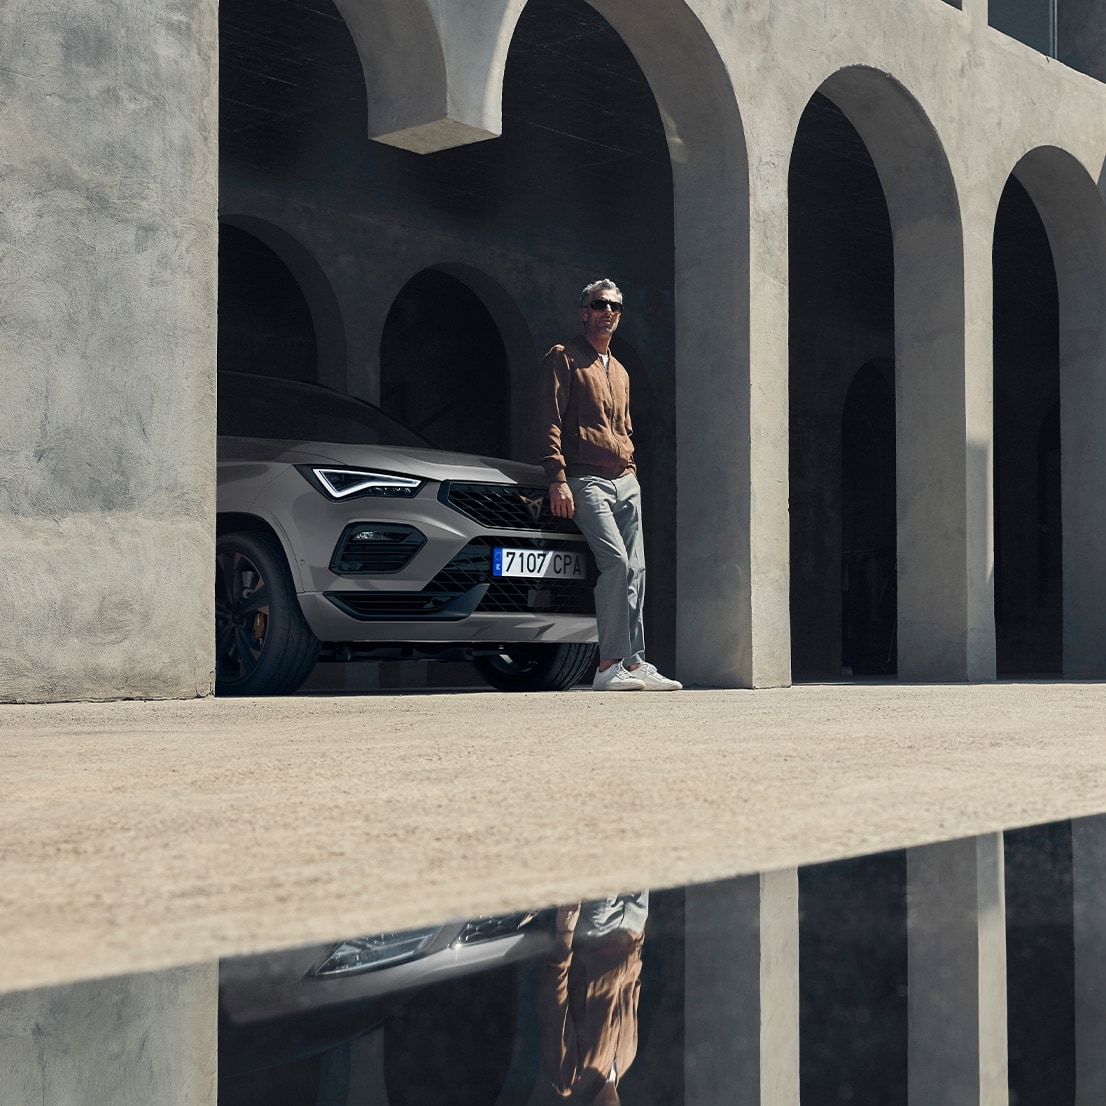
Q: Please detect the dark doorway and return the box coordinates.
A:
[379,270,509,457]
[841,362,897,676]
[993,176,1061,675]
[218,224,319,382]
[789,93,896,679]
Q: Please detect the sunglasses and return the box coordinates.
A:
[587,299,623,314]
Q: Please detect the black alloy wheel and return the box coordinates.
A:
[215,530,320,695]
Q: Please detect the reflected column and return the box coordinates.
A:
[1072,814,1106,1106]
[684,869,799,1105]
[906,834,1008,1106]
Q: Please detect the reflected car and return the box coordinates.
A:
[216,372,598,694]
[219,911,553,1077]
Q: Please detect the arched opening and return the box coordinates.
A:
[219,0,743,680]
[789,70,965,682]
[1015,146,1106,677]
[379,269,510,457]
[841,362,897,677]
[788,93,896,680]
[992,176,1061,675]
[218,224,319,382]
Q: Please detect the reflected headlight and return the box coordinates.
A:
[296,465,425,500]
[310,926,441,978]
[452,911,536,946]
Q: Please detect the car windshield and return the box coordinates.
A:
[217,372,434,448]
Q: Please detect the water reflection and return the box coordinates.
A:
[539,894,648,1103]
[219,822,1088,1106]
[219,890,680,1106]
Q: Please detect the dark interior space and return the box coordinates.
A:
[789,93,896,680]
[993,175,1061,675]
[218,224,319,381]
[841,361,897,676]
[1004,821,1075,1106]
[218,0,672,273]
[218,0,679,673]
[799,851,909,1106]
[380,269,510,457]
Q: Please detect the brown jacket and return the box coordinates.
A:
[537,335,636,483]
[538,929,643,1101]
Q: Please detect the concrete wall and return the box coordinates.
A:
[0,964,217,1106]
[0,0,218,701]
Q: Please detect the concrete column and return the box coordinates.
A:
[685,869,800,1106]
[1072,814,1106,1106]
[907,834,1008,1106]
[0,963,218,1106]
[0,0,218,702]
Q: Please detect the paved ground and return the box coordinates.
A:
[3,681,1106,995]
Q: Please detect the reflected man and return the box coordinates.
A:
[538,893,648,1103]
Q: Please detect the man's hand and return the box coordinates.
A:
[549,481,574,519]
[556,903,581,933]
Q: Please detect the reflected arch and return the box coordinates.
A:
[219,215,348,391]
[806,67,968,681]
[1010,147,1106,676]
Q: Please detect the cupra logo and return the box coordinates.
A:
[520,494,545,523]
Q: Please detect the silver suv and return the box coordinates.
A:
[216,373,598,694]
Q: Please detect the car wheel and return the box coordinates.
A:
[473,642,598,692]
[215,531,320,696]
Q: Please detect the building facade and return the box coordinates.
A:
[5,0,1106,700]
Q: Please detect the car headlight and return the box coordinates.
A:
[296,465,425,500]
[309,926,441,978]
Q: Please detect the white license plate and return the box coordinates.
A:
[493,547,586,580]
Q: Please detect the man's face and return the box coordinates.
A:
[581,289,622,344]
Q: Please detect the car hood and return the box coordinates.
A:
[218,436,548,486]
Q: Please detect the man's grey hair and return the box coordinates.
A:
[579,278,622,308]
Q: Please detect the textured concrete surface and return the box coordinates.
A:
[0,0,217,703]
[3,683,1105,996]
[0,964,217,1106]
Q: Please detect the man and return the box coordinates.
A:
[537,278,681,691]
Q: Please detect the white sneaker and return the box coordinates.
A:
[592,661,646,691]
[633,662,682,691]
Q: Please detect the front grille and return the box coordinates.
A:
[330,523,426,575]
[433,539,594,614]
[441,482,579,533]
[325,537,596,620]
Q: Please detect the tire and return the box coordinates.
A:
[473,642,598,692]
[215,530,320,696]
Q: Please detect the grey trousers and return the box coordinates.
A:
[568,473,646,664]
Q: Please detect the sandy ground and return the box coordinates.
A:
[2,681,1105,995]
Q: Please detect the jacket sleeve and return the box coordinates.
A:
[537,345,572,484]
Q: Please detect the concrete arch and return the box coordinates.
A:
[1008,147,1106,676]
[584,0,753,686]
[219,215,348,392]
[809,67,971,680]
[331,0,526,153]
[335,0,752,684]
